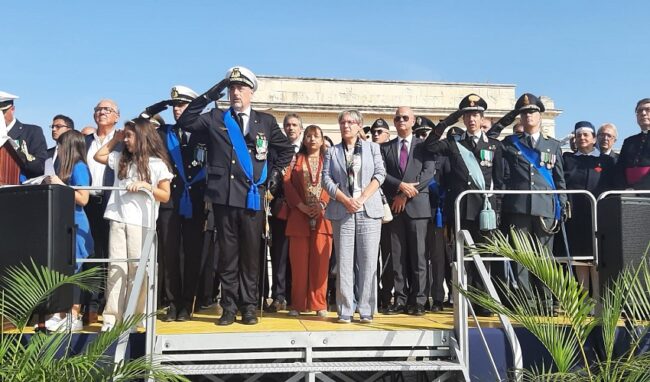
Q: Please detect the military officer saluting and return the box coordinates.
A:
[141,85,209,322]
[177,66,294,325]
[500,93,567,311]
[424,94,504,316]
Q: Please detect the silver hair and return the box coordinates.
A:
[337,109,363,126]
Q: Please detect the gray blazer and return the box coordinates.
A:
[322,140,386,221]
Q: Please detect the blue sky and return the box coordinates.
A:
[4,1,647,147]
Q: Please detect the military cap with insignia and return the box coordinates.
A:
[363,126,371,135]
[458,93,488,113]
[574,120,595,135]
[446,126,465,140]
[171,85,198,104]
[413,116,435,133]
[225,66,258,91]
[0,91,19,111]
[515,93,546,113]
[370,118,390,132]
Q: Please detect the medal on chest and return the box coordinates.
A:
[255,132,268,160]
[193,143,207,167]
[480,149,494,167]
[540,151,556,169]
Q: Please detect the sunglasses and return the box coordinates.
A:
[394,115,410,122]
[520,109,539,115]
[415,131,428,138]
[371,129,387,135]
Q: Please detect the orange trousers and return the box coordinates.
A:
[288,233,332,312]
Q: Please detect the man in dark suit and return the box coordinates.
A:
[143,85,208,322]
[615,98,650,190]
[381,106,436,316]
[0,91,47,181]
[597,123,619,162]
[424,94,504,316]
[500,93,567,310]
[178,66,294,325]
[45,114,74,174]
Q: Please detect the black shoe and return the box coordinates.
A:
[176,307,190,322]
[444,295,454,308]
[241,311,258,325]
[217,311,235,326]
[474,306,494,317]
[265,298,287,313]
[162,305,177,322]
[411,304,426,316]
[430,301,444,313]
[385,303,407,315]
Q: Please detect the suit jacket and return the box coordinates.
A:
[380,136,435,219]
[424,132,504,222]
[157,123,208,211]
[8,120,47,178]
[322,140,385,221]
[283,153,332,237]
[614,132,650,189]
[177,96,294,208]
[501,133,567,219]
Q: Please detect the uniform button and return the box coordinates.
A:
[172,184,176,188]
[531,182,535,186]
[248,149,252,153]
[188,175,192,179]
[232,160,236,164]
[188,186,192,190]
[467,182,471,185]
[187,165,192,169]
[531,172,534,175]
[230,175,234,179]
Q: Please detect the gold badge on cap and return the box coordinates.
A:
[523,95,530,106]
[231,68,241,79]
[416,117,422,125]
[468,94,480,107]
[171,87,179,99]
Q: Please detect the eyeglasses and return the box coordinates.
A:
[94,106,116,114]
[415,132,428,138]
[50,124,69,130]
[598,133,616,140]
[636,107,650,115]
[394,115,410,122]
[339,119,359,126]
[371,129,387,135]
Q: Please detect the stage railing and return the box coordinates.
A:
[453,189,598,380]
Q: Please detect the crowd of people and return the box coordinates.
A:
[1,65,649,330]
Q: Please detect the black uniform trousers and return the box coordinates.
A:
[214,204,265,314]
[377,224,393,307]
[196,206,220,305]
[459,219,490,300]
[157,206,205,312]
[501,213,554,309]
[83,196,110,313]
[389,213,429,306]
[426,221,446,303]
[269,216,291,302]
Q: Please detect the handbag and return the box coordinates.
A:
[381,193,393,224]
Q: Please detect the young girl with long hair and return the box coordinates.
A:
[94,117,173,331]
[43,129,94,332]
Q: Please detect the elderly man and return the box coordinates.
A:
[45,114,74,174]
[424,94,504,316]
[178,66,293,325]
[616,98,650,189]
[381,107,436,316]
[500,93,567,312]
[0,91,47,181]
[597,123,619,161]
[82,98,121,324]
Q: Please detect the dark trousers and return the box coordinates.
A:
[157,206,205,311]
[83,197,110,313]
[501,213,554,308]
[269,216,291,302]
[196,209,220,305]
[389,213,429,306]
[427,222,446,303]
[377,224,393,307]
[214,204,264,314]
[460,219,491,298]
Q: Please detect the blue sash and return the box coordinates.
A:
[223,109,267,210]
[428,178,443,228]
[509,135,561,220]
[166,126,206,218]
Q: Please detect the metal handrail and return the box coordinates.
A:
[453,189,598,378]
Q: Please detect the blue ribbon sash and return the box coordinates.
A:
[166,127,206,218]
[509,135,561,220]
[223,109,267,210]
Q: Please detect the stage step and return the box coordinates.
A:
[162,360,464,375]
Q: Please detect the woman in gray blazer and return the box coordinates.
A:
[322,110,386,323]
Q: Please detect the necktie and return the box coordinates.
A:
[237,112,245,134]
[399,139,408,173]
[467,135,476,149]
[527,135,535,148]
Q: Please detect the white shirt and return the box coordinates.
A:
[397,133,413,155]
[290,137,301,153]
[5,118,16,134]
[235,106,252,136]
[525,131,541,146]
[575,148,600,157]
[103,151,174,228]
[86,129,116,194]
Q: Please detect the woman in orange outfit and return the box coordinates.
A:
[284,125,333,317]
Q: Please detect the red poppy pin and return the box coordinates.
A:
[594,165,602,173]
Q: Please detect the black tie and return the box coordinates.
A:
[237,112,245,133]
[527,135,535,148]
[467,135,476,149]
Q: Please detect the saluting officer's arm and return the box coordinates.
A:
[177,96,211,133]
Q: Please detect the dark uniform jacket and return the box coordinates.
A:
[157,124,208,212]
[615,131,650,190]
[177,97,294,208]
[501,133,567,219]
[424,132,504,222]
[8,120,47,178]
[380,136,435,219]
